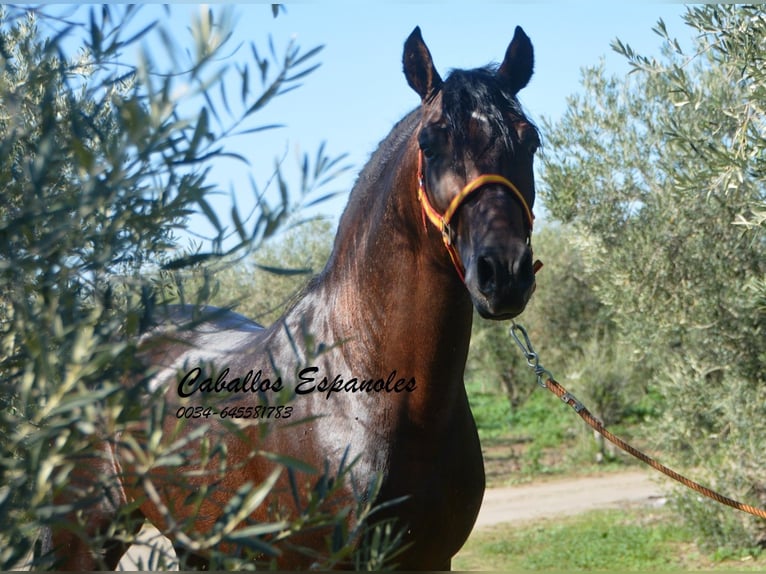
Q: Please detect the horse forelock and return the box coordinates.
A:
[440,67,538,173]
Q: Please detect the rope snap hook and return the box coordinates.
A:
[509,322,552,388]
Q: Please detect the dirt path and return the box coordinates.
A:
[116,470,667,569]
[474,470,667,528]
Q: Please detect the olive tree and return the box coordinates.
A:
[541,5,766,552]
[0,5,396,569]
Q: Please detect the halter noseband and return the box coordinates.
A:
[416,150,542,282]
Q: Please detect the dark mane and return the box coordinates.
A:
[345,109,420,208]
[315,108,421,279]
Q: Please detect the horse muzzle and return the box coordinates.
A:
[465,241,536,319]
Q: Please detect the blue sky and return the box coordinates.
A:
[50,4,693,244]
[174,3,691,240]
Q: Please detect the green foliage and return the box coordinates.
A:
[0,5,394,569]
[466,224,610,408]
[466,223,650,475]
[180,218,335,326]
[540,5,766,551]
[465,381,514,440]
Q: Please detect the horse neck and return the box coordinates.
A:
[309,113,475,420]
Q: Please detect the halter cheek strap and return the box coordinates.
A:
[416,150,543,282]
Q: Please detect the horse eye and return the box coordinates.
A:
[418,125,446,160]
[418,133,434,158]
[518,124,540,155]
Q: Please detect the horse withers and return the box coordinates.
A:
[48,25,541,570]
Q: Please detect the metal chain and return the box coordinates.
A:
[509,321,766,521]
[509,322,552,388]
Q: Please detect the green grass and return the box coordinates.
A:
[453,505,764,572]
[468,380,635,485]
[466,380,571,443]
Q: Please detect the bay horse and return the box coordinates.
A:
[48,25,541,570]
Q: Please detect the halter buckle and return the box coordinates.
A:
[440,220,452,246]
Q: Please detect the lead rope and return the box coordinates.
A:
[509,321,766,520]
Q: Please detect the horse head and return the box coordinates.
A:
[404,26,540,319]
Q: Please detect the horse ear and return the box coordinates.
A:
[403,26,442,101]
[497,26,534,95]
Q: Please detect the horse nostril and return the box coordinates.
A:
[476,248,532,297]
[477,255,496,295]
[512,247,533,277]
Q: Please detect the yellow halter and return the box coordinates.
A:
[416,150,541,282]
